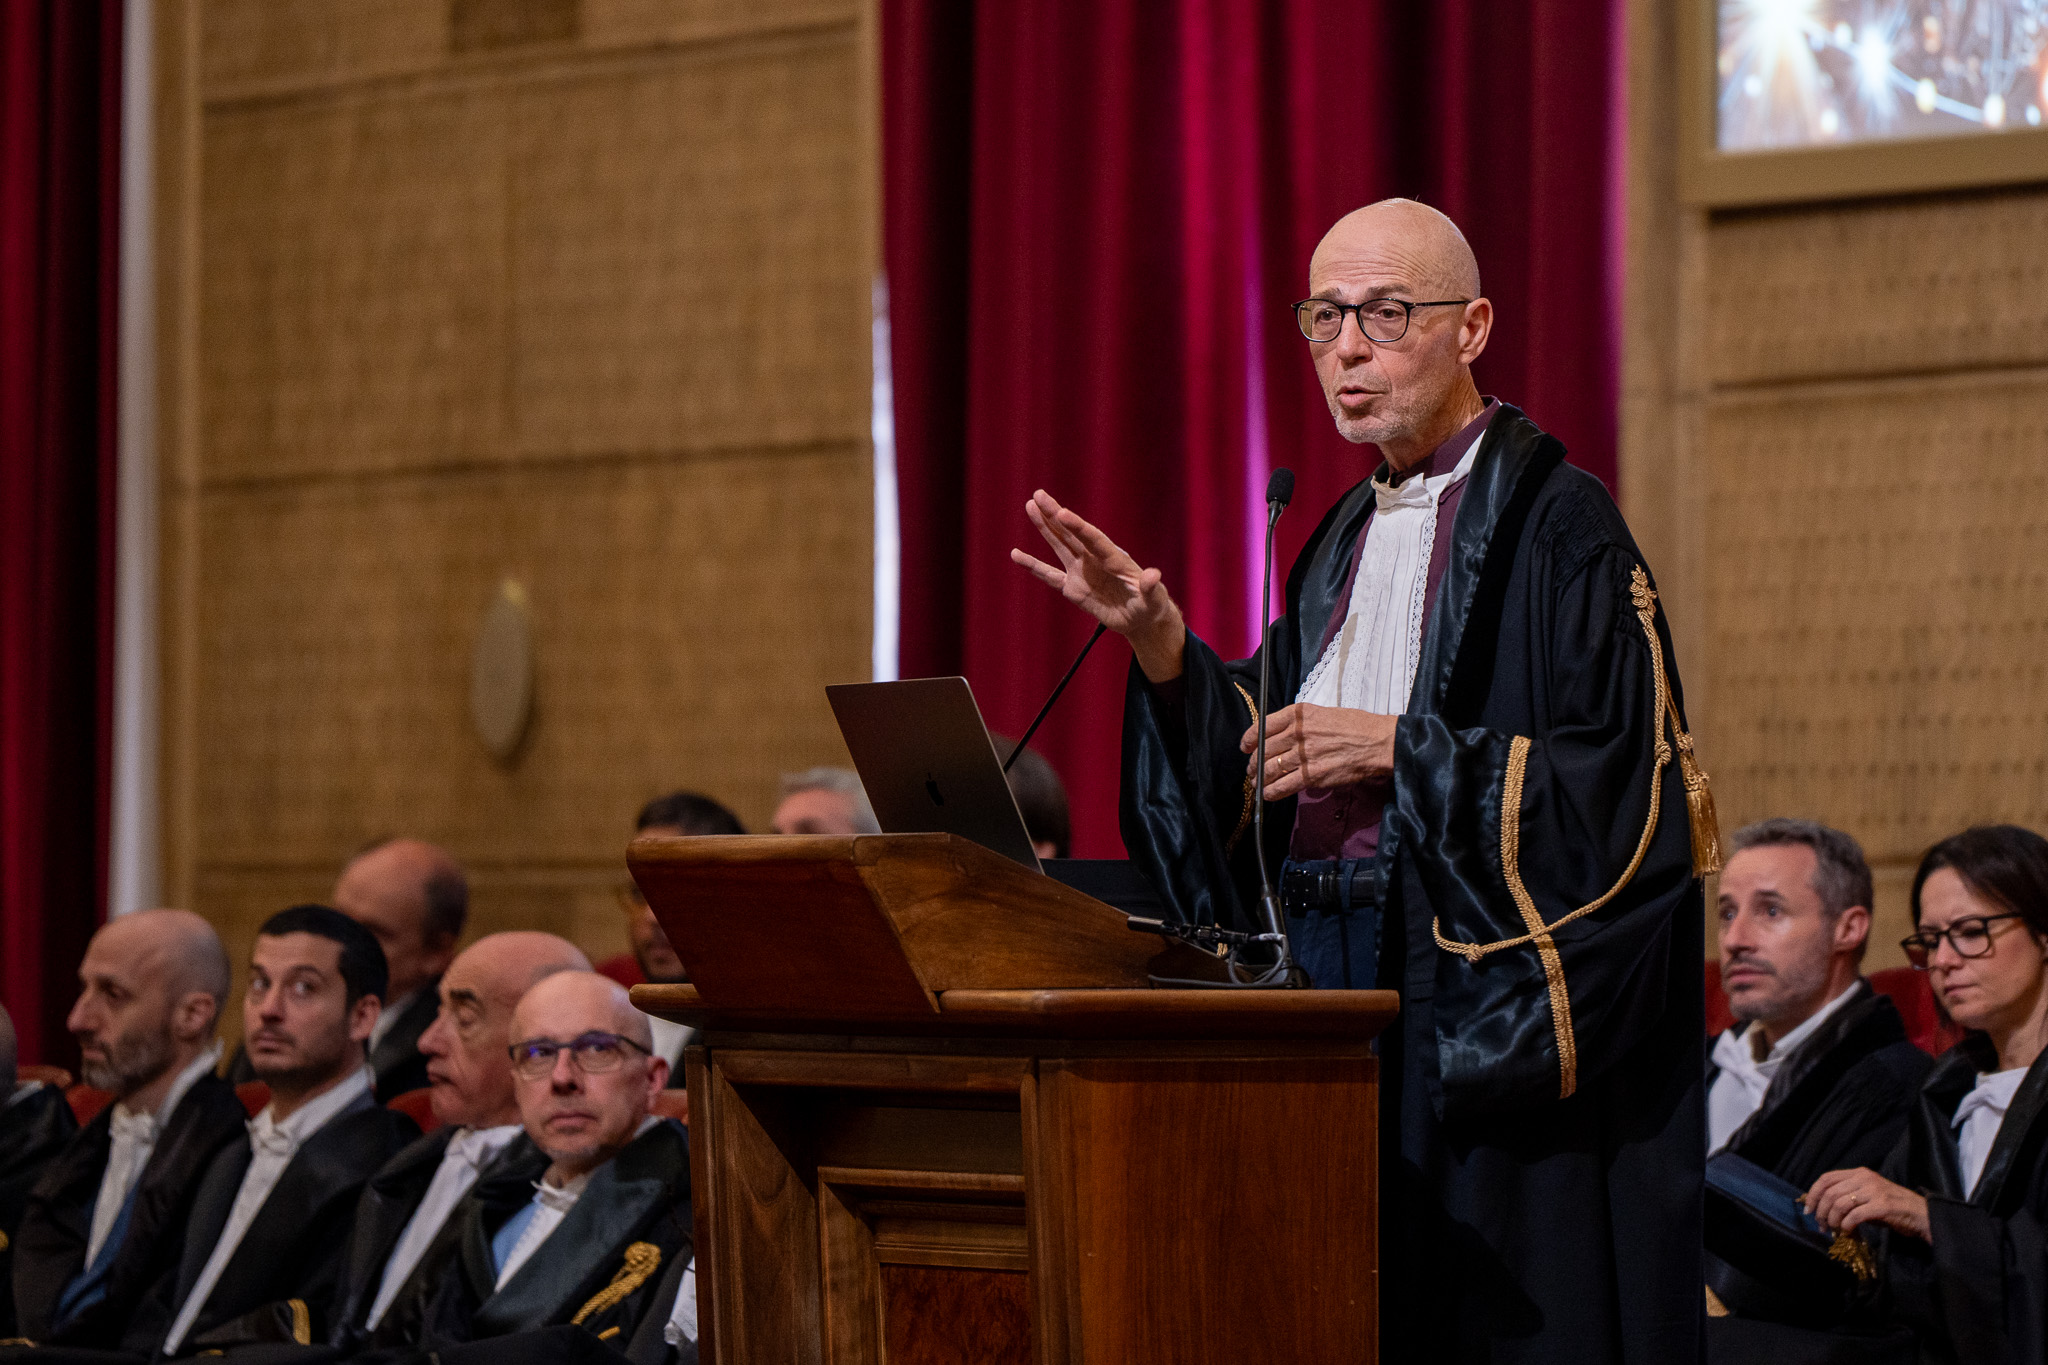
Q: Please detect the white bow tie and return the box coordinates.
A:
[1373,472,1436,514]
[532,1180,581,1214]
[248,1120,296,1157]
[449,1128,502,1167]
[109,1109,158,1145]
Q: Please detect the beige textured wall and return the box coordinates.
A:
[154,0,875,1033]
[1624,2,2048,971]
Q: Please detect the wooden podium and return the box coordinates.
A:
[629,833,1396,1365]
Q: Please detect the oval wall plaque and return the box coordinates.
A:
[471,579,534,761]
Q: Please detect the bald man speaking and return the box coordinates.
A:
[1018,200,1709,1363]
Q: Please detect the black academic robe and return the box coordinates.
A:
[1702,985,1933,1334]
[404,1119,692,1355]
[1,1085,80,1338]
[10,1074,248,1347]
[120,1095,414,1356]
[1122,403,1706,1364]
[336,1129,547,1349]
[1865,1036,2048,1365]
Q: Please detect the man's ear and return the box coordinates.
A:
[349,993,383,1045]
[173,990,219,1044]
[1835,905,1872,957]
[647,1055,671,1093]
[1456,297,1493,365]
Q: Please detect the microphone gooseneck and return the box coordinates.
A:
[1246,467,1299,985]
[1004,621,1108,773]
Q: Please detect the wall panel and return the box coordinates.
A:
[1626,0,2048,970]
[161,0,876,993]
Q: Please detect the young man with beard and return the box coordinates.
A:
[9,911,249,1348]
[334,932,588,1349]
[129,905,415,1357]
[399,972,691,1359]
[1700,821,1932,1342]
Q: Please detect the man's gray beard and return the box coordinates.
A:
[1727,955,1831,1030]
[79,1023,176,1097]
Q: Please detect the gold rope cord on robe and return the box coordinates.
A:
[571,1241,663,1326]
[288,1299,311,1346]
[1432,566,1717,1098]
[1225,681,1259,856]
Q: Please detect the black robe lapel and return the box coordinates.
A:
[1723,984,1887,1162]
[468,1121,691,1340]
[1404,403,1563,729]
[15,1072,249,1347]
[1965,1044,2048,1214]
[1906,1041,1992,1202]
[332,1127,454,1333]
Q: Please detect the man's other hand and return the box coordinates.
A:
[1243,704,1396,800]
[1011,489,1186,683]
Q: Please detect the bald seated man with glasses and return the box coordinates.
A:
[1017,198,1712,1364]
[392,972,691,1360]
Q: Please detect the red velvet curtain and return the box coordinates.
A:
[885,0,1623,857]
[0,0,121,1069]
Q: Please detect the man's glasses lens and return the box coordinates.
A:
[510,1031,643,1078]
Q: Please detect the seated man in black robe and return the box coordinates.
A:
[333,932,586,1349]
[227,841,468,1103]
[1807,826,2048,1364]
[0,1004,79,1338]
[1016,199,1709,1363]
[9,911,248,1349]
[123,905,414,1358]
[395,971,690,1356]
[1701,821,1931,1339]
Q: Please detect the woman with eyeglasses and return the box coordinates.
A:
[1801,824,2048,1363]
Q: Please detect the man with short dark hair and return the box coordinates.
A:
[336,932,588,1349]
[402,972,691,1355]
[127,905,415,1357]
[1703,819,1932,1332]
[993,735,1072,859]
[10,911,249,1348]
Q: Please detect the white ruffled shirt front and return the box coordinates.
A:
[1954,1066,2028,1198]
[1706,985,1860,1155]
[1298,434,1483,715]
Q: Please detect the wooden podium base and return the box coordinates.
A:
[638,985,1394,1365]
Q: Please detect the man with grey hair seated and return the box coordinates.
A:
[769,767,880,836]
[10,911,250,1349]
[1703,818,1933,1333]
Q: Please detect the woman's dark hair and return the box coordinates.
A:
[257,903,390,1005]
[1910,825,2048,942]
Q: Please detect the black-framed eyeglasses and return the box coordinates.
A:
[1293,296,1472,344]
[508,1030,651,1079]
[1900,913,2026,970]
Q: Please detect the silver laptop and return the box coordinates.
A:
[826,677,1042,870]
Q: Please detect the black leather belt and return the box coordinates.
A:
[1279,858,1384,917]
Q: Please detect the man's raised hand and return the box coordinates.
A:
[1011,490,1186,683]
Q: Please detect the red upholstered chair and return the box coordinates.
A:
[235,1081,271,1116]
[596,953,645,989]
[68,1085,115,1126]
[386,1086,442,1134]
[20,1064,74,1090]
[650,1089,688,1126]
[1870,967,1964,1056]
[1703,960,1735,1036]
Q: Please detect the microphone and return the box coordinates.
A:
[1250,467,1297,981]
[1004,623,1107,774]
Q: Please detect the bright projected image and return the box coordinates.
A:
[1718,0,2048,151]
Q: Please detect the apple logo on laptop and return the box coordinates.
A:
[926,775,945,806]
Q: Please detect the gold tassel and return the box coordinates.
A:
[571,1242,663,1326]
[1827,1230,1877,1283]
[1664,695,1722,878]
